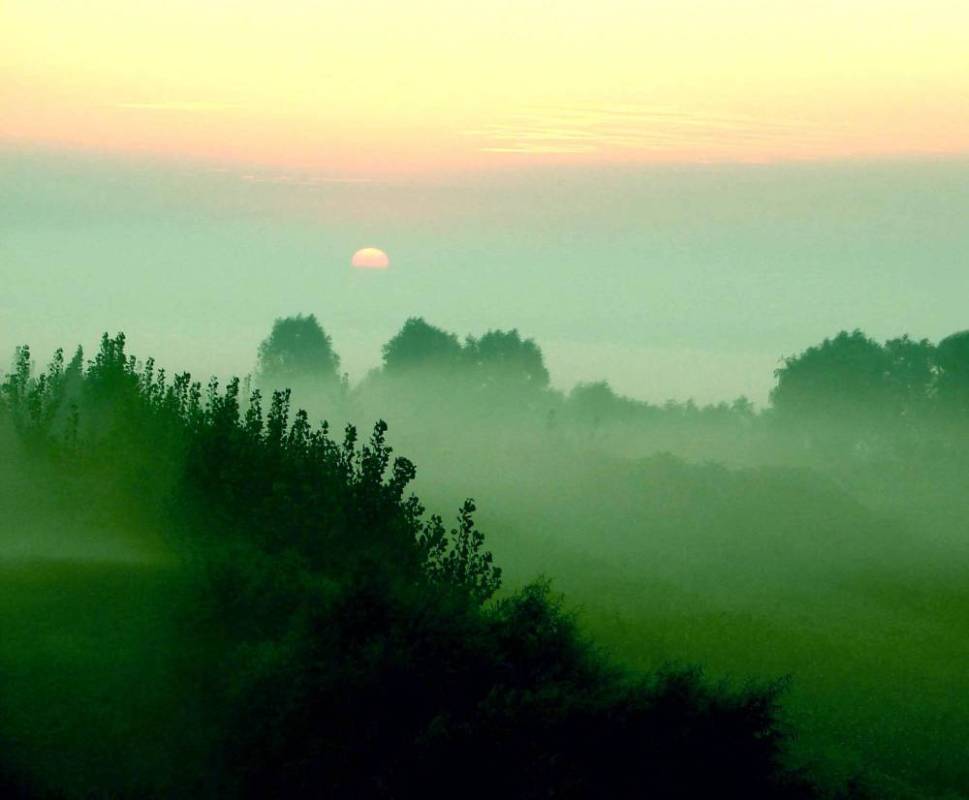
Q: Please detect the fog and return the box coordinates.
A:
[285,320,969,798]
[4,146,968,403]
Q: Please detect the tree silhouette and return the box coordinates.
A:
[381,317,463,374]
[883,335,936,415]
[771,330,895,424]
[935,330,969,413]
[465,329,550,392]
[567,380,642,426]
[256,314,341,391]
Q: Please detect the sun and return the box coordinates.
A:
[351,247,390,269]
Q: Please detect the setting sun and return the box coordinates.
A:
[351,247,390,269]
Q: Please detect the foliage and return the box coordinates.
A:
[0,331,836,799]
[255,313,341,391]
[4,333,496,604]
[418,499,502,604]
[465,328,550,390]
[771,330,897,423]
[935,329,969,413]
[771,328,969,427]
[224,579,827,800]
[379,319,549,397]
[380,317,464,374]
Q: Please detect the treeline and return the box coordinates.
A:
[772,330,969,422]
[0,333,856,798]
[255,315,969,463]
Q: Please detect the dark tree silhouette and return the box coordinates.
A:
[381,317,463,374]
[466,329,550,391]
[771,330,895,423]
[883,335,936,414]
[256,314,341,391]
[935,330,969,413]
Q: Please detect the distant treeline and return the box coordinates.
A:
[257,314,969,408]
[254,315,969,460]
[0,332,864,799]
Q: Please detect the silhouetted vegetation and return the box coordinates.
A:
[381,316,464,374]
[0,331,863,799]
[5,317,969,798]
[256,313,345,396]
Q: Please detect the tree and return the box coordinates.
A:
[883,335,936,415]
[770,330,894,423]
[256,315,341,391]
[935,330,969,414]
[566,381,643,426]
[465,329,550,392]
[381,318,463,374]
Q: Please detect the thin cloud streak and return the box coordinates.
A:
[239,174,375,185]
[468,103,845,157]
[115,101,242,112]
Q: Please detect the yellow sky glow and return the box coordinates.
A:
[2,0,968,175]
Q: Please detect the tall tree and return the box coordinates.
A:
[465,329,550,392]
[770,330,894,423]
[256,314,341,391]
[884,335,936,415]
[381,317,463,374]
[935,330,969,413]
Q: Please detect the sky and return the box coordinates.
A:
[3,1,969,172]
[1,2,968,403]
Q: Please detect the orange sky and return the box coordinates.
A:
[2,0,968,175]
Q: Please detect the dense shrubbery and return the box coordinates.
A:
[0,333,847,798]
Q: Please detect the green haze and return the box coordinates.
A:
[3,147,968,403]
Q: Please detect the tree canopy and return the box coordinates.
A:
[771,330,895,422]
[936,330,969,412]
[256,314,341,390]
[466,328,550,391]
[381,317,463,374]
